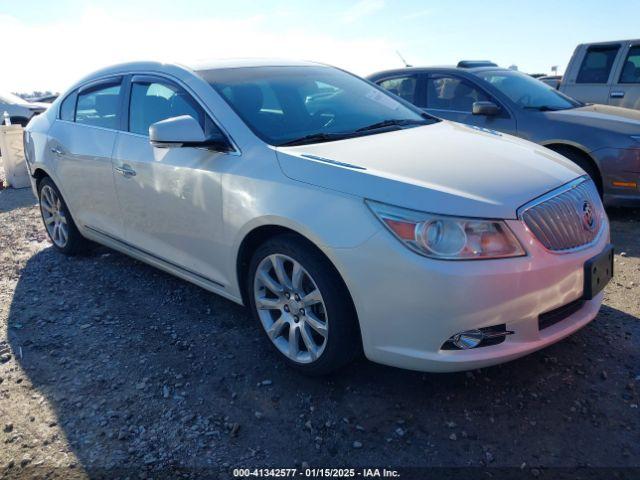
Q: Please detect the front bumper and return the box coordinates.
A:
[332,217,610,372]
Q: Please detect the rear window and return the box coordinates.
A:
[620,46,640,84]
[576,45,620,84]
[75,83,122,129]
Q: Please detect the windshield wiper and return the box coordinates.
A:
[279,118,430,146]
[355,119,426,132]
[523,105,564,112]
[279,132,351,147]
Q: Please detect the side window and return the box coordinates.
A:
[59,91,77,121]
[426,75,489,112]
[620,46,640,84]
[76,83,122,129]
[378,76,417,104]
[129,81,205,136]
[576,45,620,84]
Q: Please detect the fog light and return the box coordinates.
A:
[451,329,484,349]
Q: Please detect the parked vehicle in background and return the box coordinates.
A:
[29,94,59,104]
[560,40,640,110]
[368,63,640,207]
[539,75,562,89]
[0,91,48,126]
[24,60,612,374]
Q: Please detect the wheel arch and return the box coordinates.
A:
[32,167,50,186]
[542,141,603,192]
[235,224,360,333]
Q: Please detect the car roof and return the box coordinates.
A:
[65,58,330,92]
[577,39,640,47]
[367,66,509,79]
[191,58,325,71]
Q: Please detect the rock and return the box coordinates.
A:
[260,380,273,386]
[352,441,362,449]
[395,427,405,437]
[601,370,608,380]
[254,411,263,420]
[449,433,457,441]
[3,423,14,433]
[230,423,240,437]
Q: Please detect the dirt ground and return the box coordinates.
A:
[1,173,639,479]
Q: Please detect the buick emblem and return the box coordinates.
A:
[580,200,596,231]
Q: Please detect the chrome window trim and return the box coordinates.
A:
[517,176,606,255]
[57,73,124,120]
[56,70,241,156]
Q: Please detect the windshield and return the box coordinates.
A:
[474,70,582,111]
[0,91,28,105]
[201,66,435,146]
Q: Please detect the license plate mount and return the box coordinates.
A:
[583,244,614,300]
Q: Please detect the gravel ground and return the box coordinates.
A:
[0,171,639,479]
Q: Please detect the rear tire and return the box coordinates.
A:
[247,234,360,375]
[37,177,89,255]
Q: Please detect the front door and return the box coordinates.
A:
[423,73,517,135]
[112,76,234,286]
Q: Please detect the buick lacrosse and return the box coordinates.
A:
[24,59,613,374]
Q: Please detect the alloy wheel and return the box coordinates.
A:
[40,184,69,248]
[253,253,329,364]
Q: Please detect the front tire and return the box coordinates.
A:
[38,177,88,255]
[247,234,360,375]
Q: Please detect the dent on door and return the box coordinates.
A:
[112,133,232,286]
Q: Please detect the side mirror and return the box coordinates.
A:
[472,101,500,116]
[149,115,231,151]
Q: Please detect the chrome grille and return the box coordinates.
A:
[520,178,604,252]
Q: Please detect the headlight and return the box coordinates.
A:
[366,200,525,260]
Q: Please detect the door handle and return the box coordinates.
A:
[50,147,64,156]
[114,164,137,177]
[610,91,625,98]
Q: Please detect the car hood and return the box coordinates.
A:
[275,121,583,219]
[547,104,640,134]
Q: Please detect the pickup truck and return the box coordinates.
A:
[560,40,640,109]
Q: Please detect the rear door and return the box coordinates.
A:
[112,74,234,286]
[47,77,124,238]
[608,43,640,110]
[422,73,517,135]
[562,44,622,104]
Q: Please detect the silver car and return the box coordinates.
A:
[24,60,612,375]
[369,65,640,207]
[0,91,47,126]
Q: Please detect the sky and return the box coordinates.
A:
[1,0,639,93]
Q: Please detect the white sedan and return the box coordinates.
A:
[23,59,612,374]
